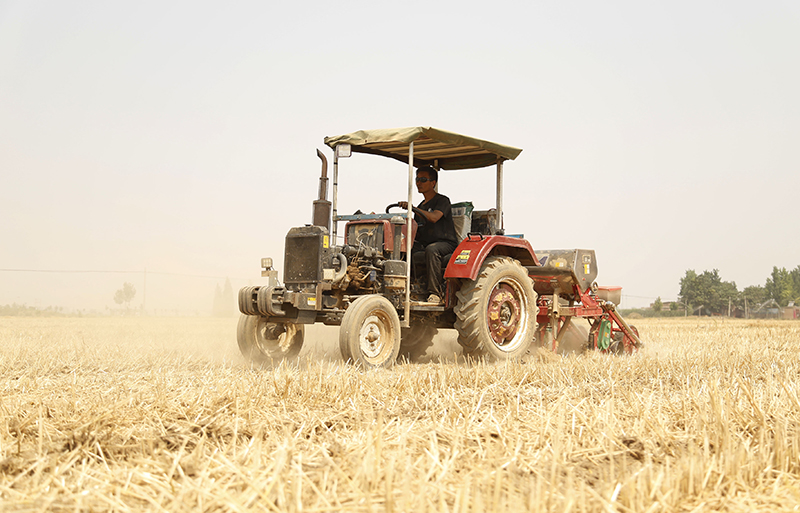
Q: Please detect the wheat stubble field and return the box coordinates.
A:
[1,317,799,512]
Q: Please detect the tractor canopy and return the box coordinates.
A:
[323,126,522,170]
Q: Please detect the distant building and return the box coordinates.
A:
[649,301,676,310]
[783,304,800,320]
[753,299,782,319]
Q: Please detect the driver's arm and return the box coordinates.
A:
[413,207,443,223]
[399,201,443,223]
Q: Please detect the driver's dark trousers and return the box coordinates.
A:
[412,240,458,298]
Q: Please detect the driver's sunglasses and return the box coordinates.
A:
[415,176,433,183]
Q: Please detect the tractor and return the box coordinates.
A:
[237,127,642,368]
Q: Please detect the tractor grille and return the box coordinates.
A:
[284,226,329,288]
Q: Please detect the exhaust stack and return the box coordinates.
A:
[312,149,331,230]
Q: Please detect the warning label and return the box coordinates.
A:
[455,250,471,265]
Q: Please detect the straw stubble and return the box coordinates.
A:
[1,316,799,511]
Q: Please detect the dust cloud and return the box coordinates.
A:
[0,314,592,372]
[297,321,591,364]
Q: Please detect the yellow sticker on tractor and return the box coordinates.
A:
[307,297,316,306]
[584,263,590,274]
[323,236,329,248]
[455,250,471,264]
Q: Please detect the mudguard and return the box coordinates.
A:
[444,235,540,281]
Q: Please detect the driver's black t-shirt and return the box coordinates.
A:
[415,193,459,246]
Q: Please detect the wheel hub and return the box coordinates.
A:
[257,322,289,353]
[252,317,303,359]
[487,283,522,345]
[359,315,384,358]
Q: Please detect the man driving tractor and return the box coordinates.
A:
[237,126,643,369]
[398,166,459,304]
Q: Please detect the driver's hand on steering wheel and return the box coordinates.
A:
[398,201,409,210]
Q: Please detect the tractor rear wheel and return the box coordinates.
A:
[339,295,401,368]
[454,256,538,360]
[237,314,304,364]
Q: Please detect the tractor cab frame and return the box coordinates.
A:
[323,127,523,329]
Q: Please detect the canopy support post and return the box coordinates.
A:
[434,159,439,193]
[332,149,339,243]
[496,160,504,234]
[404,142,414,328]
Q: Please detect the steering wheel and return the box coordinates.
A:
[386,203,424,226]
[385,203,421,224]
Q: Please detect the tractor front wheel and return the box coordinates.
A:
[339,295,401,368]
[454,256,538,360]
[237,314,304,364]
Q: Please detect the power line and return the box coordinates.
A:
[148,271,249,280]
[0,268,136,274]
[0,268,250,280]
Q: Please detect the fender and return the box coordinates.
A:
[444,235,540,281]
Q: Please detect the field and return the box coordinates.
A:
[1,317,799,512]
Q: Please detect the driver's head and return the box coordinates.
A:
[415,166,437,191]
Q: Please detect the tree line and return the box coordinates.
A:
[213,278,235,317]
[678,266,800,316]
[0,304,67,317]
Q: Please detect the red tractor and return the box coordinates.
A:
[238,127,642,367]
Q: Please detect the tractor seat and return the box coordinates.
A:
[451,202,473,241]
[471,209,500,236]
[452,203,501,238]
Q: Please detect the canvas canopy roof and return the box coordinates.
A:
[323,126,522,170]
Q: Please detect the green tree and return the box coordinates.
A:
[212,284,224,316]
[742,285,766,305]
[679,269,739,315]
[679,270,698,308]
[222,278,235,317]
[790,265,800,304]
[719,280,739,314]
[652,296,663,313]
[765,267,793,306]
[114,282,137,311]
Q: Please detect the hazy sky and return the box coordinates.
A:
[1,1,798,312]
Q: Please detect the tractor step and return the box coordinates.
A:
[409,301,446,312]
